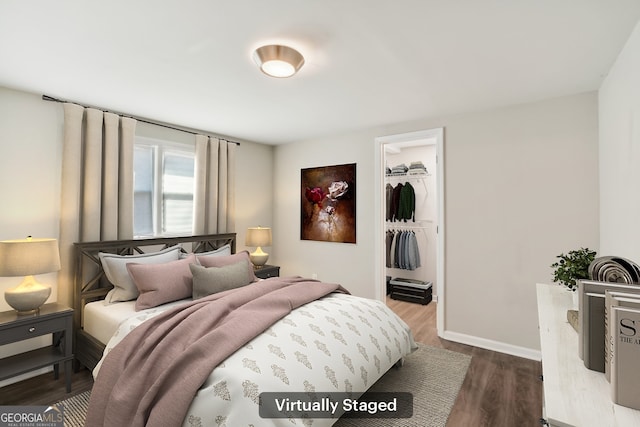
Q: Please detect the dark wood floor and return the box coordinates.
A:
[0,298,542,427]
[0,366,93,406]
[386,297,543,427]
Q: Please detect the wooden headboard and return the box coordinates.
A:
[72,233,236,370]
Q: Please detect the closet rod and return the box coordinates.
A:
[385,225,430,230]
[42,94,240,145]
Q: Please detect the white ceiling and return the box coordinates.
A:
[1,1,639,145]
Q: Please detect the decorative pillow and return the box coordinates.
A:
[128,254,196,311]
[190,260,253,299]
[179,244,232,259]
[197,250,257,281]
[99,245,182,303]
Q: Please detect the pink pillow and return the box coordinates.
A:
[127,254,196,311]
[197,251,257,282]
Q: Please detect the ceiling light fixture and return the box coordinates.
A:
[253,45,305,78]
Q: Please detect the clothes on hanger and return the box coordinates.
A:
[385,158,426,271]
[397,182,415,222]
[390,183,403,221]
[385,183,394,221]
[388,182,415,222]
[386,229,421,270]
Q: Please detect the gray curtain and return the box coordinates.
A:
[57,103,136,307]
[193,135,236,234]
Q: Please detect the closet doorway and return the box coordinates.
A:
[374,128,445,337]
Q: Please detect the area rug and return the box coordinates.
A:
[334,344,471,427]
[55,344,471,427]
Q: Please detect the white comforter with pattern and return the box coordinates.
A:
[95,293,417,427]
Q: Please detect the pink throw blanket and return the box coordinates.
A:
[85,276,348,427]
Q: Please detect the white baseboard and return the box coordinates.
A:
[442,330,541,361]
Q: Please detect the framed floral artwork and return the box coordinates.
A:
[301,163,356,243]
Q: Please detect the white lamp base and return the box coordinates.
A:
[250,247,269,268]
[4,275,51,313]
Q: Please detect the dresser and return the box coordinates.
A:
[536,283,640,426]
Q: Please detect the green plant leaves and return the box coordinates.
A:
[550,247,597,291]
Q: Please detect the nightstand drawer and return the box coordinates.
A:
[0,316,68,344]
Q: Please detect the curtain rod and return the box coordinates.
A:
[42,94,240,146]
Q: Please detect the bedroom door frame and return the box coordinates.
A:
[374,128,445,337]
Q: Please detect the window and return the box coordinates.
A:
[133,137,195,237]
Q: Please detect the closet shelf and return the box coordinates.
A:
[386,220,433,230]
[385,173,430,180]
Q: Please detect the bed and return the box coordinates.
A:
[73,233,417,427]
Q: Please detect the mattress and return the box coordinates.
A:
[83,298,190,345]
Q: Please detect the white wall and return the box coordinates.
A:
[274,92,599,355]
[0,88,63,310]
[439,93,598,354]
[599,21,640,259]
[272,129,375,290]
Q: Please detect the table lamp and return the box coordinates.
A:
[245,227,272,268]
[0,237,61,313]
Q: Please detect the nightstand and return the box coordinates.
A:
[0,303,73,392]
[254,264,280,279]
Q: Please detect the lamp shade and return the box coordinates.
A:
[253,45,305,78]
[245,227,272,247]
[1,237,60,312]
[0,238,61,276]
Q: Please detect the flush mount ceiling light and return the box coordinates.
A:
[253,44,305,78]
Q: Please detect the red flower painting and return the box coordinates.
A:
[305,187,325,207]
[300,163,356,244]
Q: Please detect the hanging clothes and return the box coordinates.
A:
[391,183,403,221]
[397,182,415,222]
[385,230,394,268]
[390,230,399,268]
[385,229,422,271]
[385,183,394,221]
[405,231,421,270]
[395,231,405,269]
[390,182,415,222]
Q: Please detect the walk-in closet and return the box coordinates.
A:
[384,140,438,305]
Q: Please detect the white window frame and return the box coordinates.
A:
[134,136,195,238]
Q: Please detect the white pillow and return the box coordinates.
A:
[179,244,232,259]
[99,245,182,303]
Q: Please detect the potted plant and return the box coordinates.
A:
[551,248,597,291]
